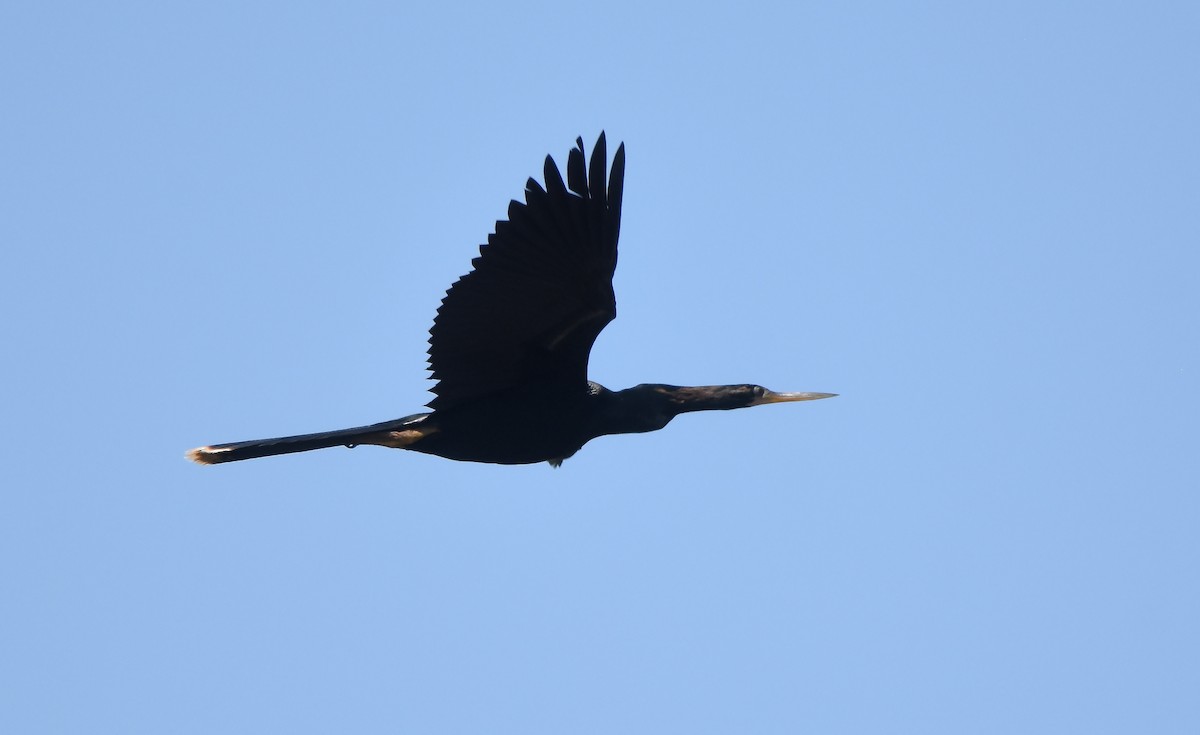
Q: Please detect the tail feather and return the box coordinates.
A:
[187,414,432,465]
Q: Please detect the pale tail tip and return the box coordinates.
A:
[186,446,225,465]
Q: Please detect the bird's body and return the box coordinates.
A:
[188,134,834,467]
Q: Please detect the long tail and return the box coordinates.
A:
[186,414,433,465]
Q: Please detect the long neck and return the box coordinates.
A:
[592,383,756,437]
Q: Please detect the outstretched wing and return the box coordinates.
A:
[426,133,626,410]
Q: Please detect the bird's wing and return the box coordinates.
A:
[426,133,626,410]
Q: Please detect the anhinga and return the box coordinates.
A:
[187,134,835,467]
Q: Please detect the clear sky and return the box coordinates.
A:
[2,2,1197,733]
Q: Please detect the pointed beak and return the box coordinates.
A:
[752,390,839,406]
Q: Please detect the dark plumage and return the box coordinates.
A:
[187,134,834,467]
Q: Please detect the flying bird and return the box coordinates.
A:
[187,134,835,467]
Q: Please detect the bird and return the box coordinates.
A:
[187,133,835,467]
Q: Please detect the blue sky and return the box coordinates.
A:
[2,1,1197,732]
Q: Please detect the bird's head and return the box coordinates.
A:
[650,384,837,411]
